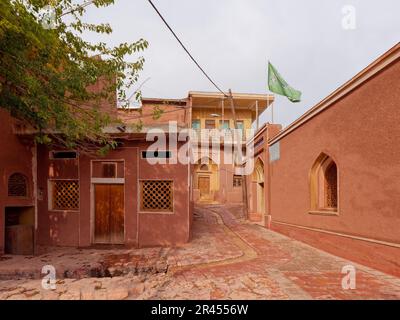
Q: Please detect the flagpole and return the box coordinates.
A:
[271,100,274,124]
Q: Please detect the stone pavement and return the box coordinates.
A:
[0,204,399,300]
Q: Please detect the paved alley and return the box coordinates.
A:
[0,204,399,300]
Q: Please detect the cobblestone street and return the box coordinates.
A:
[0,204,399,300]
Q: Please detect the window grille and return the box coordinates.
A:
[50,151,77,159]
[141,151,172,159]
[140,180,173,212]
[8,173,28,197]
[325,163,337,208]
[52,180,79,210]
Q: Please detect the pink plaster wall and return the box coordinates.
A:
[36,139,191,248]
[0,110,35,254]
[269,58,400,243]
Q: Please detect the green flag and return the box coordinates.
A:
[268,62,301,102]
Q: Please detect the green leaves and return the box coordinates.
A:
[0,0,148,154]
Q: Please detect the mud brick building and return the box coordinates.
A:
[246,42,400,276]
[0,43,399,278]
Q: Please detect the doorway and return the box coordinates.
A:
[94,184,124,244]
[253,158,265,215]
[4,206,34,255]
[198,176,211,199]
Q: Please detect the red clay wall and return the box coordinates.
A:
[36,145,80,247]
[0,110,35,254]
[269,59,400,248]
[136,139,191,247]
[36,139,191,248]
[118,102,188,128]
[246,124,281,223]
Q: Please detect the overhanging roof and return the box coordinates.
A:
[189,91,274,112]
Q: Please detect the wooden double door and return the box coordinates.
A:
[94,184,124,244]
[198,176,211,199]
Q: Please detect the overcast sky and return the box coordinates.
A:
[83,0,399,128]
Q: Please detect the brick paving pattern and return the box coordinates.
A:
[0,204,399,300]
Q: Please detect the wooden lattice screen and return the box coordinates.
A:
[53,180,79,210]
[140,180,173,212]
[325,163,337,209]
[8,173,27,197]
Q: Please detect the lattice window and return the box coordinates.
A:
[140,180,173,212]
[52,180,79,210]
[233,175,243,187]
[8,173,28,197]
[325,163,337,209]
[310,153,339,212]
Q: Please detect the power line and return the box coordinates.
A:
[147,0,228,97]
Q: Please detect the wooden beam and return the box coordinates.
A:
[228,89,249,218]
[256,100,259,131]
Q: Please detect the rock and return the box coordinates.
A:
[107,287,129,300]
[129,282,145,297]
[40,289,60,300]
[93,289,108,300]
[59,290,81,300]
[80,288,94,300]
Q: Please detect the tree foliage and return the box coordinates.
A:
[0,0,148,154]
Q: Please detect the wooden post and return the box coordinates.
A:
[255,100,259,131]
[271,99,274,124]
[228,89,249,218]
[221,98,224,123]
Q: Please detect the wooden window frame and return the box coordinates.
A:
[8,172,29,198]
[205,119,216,129]
[49,150,78,160]
[141,151,172,159]
[233,175,243,188]
[101,162,117,178]
[219,120,230,130]
[48,179,80,212]
[191,119,201,129]
[309,153,339,216]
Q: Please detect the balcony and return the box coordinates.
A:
[189,128,246,144]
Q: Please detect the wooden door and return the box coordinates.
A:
[198,176,210,199]
[94,184,124,244]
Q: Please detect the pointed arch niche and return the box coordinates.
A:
[251,158,265,215]
[310,153,339,215]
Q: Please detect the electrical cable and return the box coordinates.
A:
[146,0,228,97]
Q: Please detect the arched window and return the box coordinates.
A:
[324,162,337,209]
[8,173,28,197]
[310,153,338,212]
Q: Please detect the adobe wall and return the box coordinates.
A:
[269,58,400,244]
[246,124,282,223]
[118,102,189,127]
[0,110,35,254]
[36,139,191,248]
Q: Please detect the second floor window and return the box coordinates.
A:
[236,120,244,130]
[219,120,230,130]
[205,119,216,129]
[192,119,200,129]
